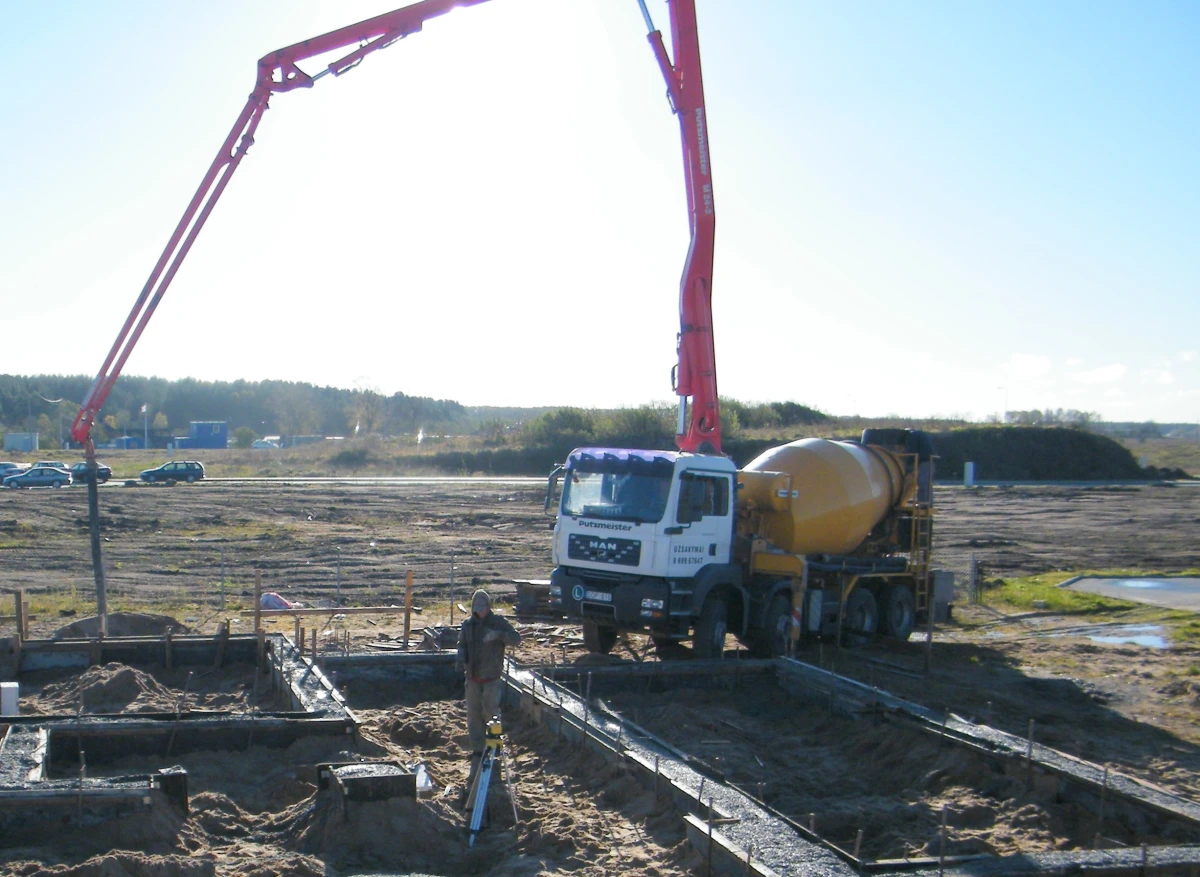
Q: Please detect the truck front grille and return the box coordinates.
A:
[567,534,641,567]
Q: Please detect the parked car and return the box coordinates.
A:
[140,461,205,483]
[70,462,113,484]
[4,466,71,489]
[34,460,71,474]
[0,462,26,476]
[251,439,281,449]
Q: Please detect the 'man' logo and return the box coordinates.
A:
[588,540,618,552]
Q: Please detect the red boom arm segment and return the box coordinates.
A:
[71,0,718,456]
[639,0,720,454]
[69,0,491,449]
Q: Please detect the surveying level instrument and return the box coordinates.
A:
[467,716,504,846]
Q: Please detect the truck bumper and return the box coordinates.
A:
[550,568,671,632]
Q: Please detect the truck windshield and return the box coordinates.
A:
[561,458,674,524]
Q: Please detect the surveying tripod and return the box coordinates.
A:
[467,716,515,846]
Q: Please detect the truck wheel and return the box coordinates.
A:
[693,594,729,660]
[582,620,617,655]
[880,584,916,641]
[755,593,793,658]
[842,587,879,647]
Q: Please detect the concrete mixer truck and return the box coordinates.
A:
[543,2,939,657]
[548,429,936,657]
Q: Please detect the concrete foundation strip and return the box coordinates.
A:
[776,658,1200,831]
[507,658,1200,877]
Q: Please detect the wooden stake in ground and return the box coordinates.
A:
[14,591,27,642]
[253,570,262,634]
[403,569,414,650]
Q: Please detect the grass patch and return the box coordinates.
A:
[981,569,1200,644]
[1172,618,1200,644]
[983,570,1144,614]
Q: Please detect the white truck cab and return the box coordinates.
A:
[549,448,739,653]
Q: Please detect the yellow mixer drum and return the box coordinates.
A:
[739,438,906,555]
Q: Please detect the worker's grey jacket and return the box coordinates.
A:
[457,612,520,681]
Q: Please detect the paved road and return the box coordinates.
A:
[1064,576,1200,611]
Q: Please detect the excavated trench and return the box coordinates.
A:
[5,637,1200,877]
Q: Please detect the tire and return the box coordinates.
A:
[582,619,617,655]
[53,480,63,488]
[165,478,177,487]
[754,593,793,658]
[186,475,196,483]
[842,587,879,647]
[880,584,916,641]
[693,593,729,660]
[7,482,18,490]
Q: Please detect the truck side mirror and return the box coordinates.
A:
[544,465,564,514]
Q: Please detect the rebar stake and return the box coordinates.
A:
[939,805,948,877]
[707,796,715,877]
[1026,719,1036,786]
[77,748,87,822]
[1096,765,1109,847]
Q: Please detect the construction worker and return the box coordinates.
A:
[457,589,520,800]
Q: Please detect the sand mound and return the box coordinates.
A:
[35,663,182,714]
[53,613,187,641]
[1,853,216,877]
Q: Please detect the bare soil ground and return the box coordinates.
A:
[2,482,1200,875]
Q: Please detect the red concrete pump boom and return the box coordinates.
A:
[637,0,721,455]
[70,0,721,455]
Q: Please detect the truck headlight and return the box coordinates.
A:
[549,584,561,596]
[640,598,664,610]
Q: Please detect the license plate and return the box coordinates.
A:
[584,589,613,603]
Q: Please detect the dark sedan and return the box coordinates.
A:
[3,466,71,489]
[140,460,205,483]
[70,462,113,484]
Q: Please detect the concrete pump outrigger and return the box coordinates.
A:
[67,0,724,633]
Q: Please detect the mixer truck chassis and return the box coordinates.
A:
[549,429,936,657]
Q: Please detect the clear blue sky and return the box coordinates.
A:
[1,0,1196,423]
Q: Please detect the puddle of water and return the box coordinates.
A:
[1090,577,1200,593]
[1085,624,1170,648]
[1088,634,1170,648]
[1036,624,1172,648]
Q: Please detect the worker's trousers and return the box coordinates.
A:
[465,677,503,754]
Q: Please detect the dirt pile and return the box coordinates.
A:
[932,427,1149,482]
[30,663,183,714]
[52,613,188,641]
[2,853,217,877]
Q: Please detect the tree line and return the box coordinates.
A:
[0,373,828,451]
[0,374,472,444]
[0,374,830,448]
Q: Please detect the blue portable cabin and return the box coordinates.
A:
[189,421,228,450]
